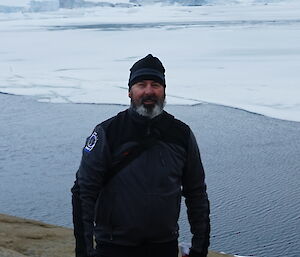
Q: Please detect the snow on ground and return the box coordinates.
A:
[0,1,300,122]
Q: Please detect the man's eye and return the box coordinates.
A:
[152,83,161,88]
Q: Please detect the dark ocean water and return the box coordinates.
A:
[0,93,299,257]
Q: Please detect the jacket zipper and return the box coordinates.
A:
[110,227,113,241]
[160,151,166,166]
[147,125,151,135]
[109,194,114,240]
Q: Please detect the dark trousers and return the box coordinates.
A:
[96,240,178,257]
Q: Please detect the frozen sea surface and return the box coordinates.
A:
[1,93,299,257]
[0,1,300,122]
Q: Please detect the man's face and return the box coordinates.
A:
[129,80,165,118]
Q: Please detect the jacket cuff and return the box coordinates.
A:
[189,248,208,257]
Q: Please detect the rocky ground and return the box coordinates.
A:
[0,213,233,257]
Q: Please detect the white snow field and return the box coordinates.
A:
[0,0,299,122]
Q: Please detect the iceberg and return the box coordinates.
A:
[129,0,208,6]
[59,0,84,8]
[0,0,32,7]
[1,0,295,13]
[30,0,59,12]
[58,0,135,9]
[0,0,59,12]
[0,5,24,12]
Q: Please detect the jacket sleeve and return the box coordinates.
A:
[71,125,111,257]
[182,130,210,257]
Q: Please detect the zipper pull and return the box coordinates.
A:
[146,120,151,136]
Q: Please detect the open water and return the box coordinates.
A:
[0,93,299,257]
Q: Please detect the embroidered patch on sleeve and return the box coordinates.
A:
[84,132,98,152]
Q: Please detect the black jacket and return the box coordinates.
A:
[72,109,210,257]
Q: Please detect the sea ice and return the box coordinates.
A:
[0,0,299,122]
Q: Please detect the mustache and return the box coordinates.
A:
[141,96,158,103]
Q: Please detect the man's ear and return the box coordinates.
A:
[128,91,132,98]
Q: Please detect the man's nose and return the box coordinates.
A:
[144,83,154,94]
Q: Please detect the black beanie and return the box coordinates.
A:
[128,54,166,89]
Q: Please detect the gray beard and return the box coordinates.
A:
[130,100,165,119]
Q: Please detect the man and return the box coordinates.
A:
[71,54,210,257]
